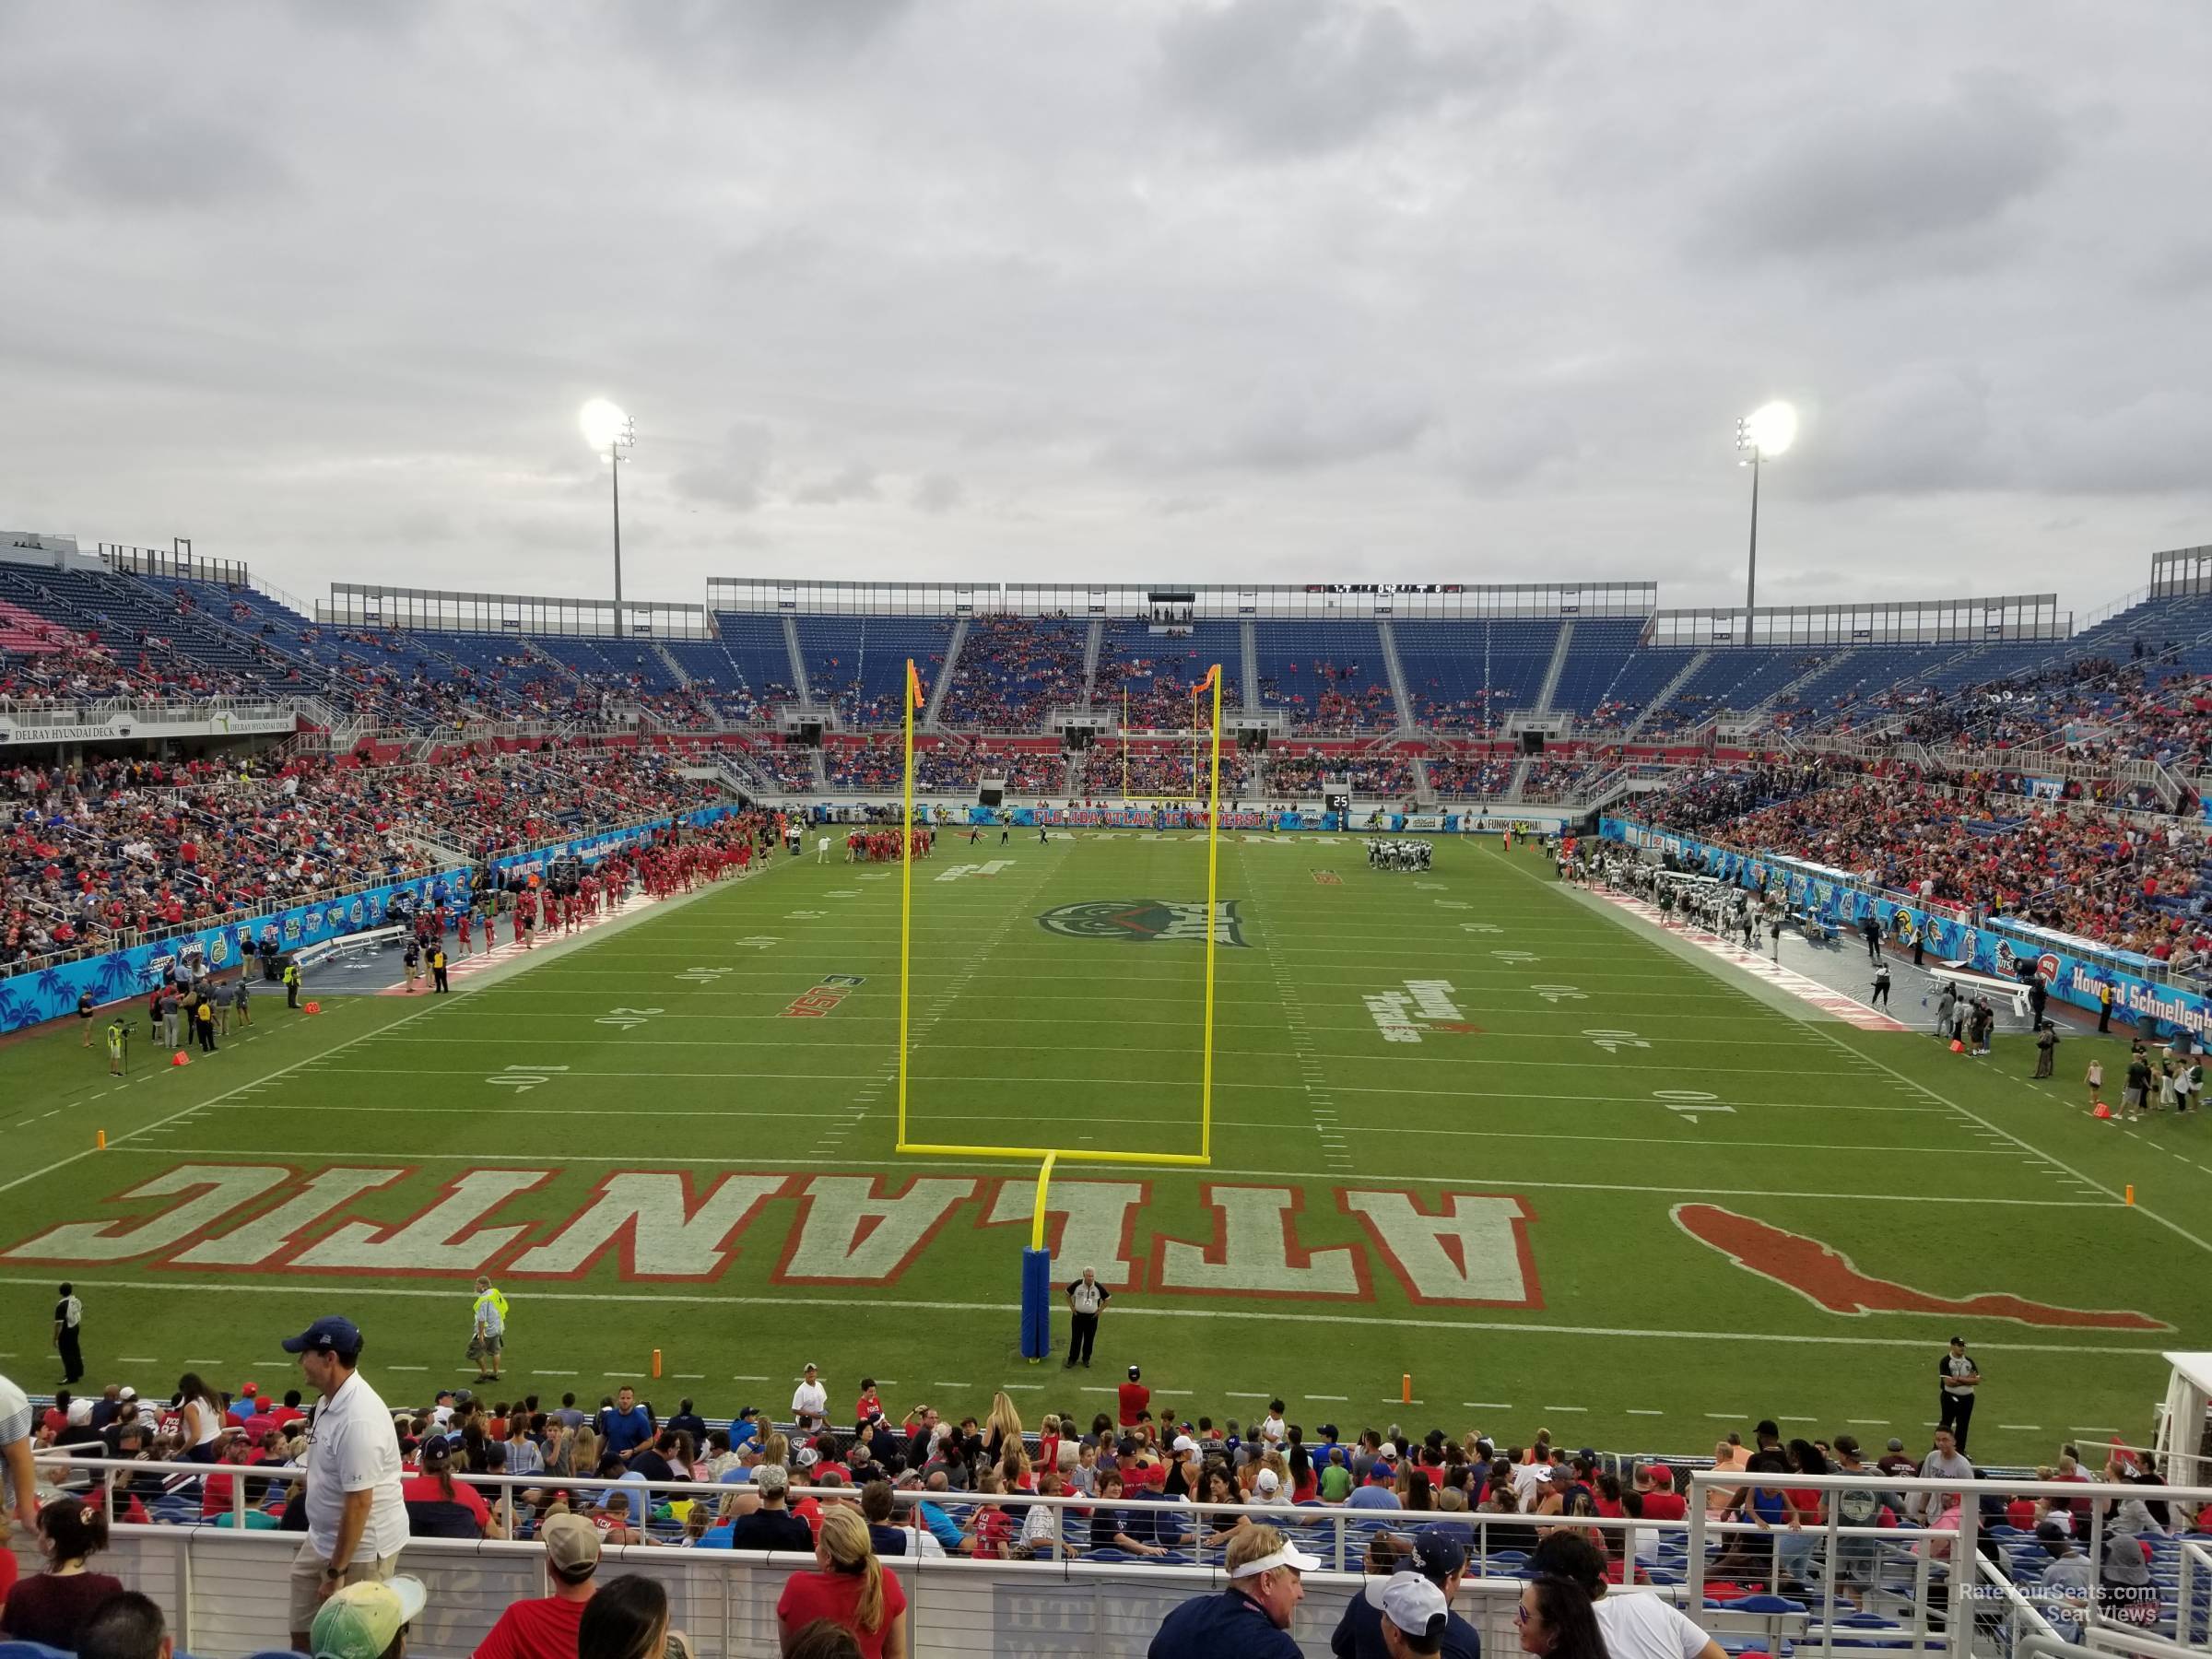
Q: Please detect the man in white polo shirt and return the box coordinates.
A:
[283,1316,409,1652]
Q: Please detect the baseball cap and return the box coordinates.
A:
[803,1361,818,1371]
[1254,1468,1281,1497]
[1530,1465,1554,1483]
[241,1382,260,1397]
[2035,1520,2068,1545]
[1382,1574,1449,1645]
[1378,1442,1399,1461]
[281,1316,364,1358]
[1128,1365,1141,1380]
[737,1406,759,1419]
[1171,1435,1198,1455]
[118,1386,136,1402]
[1886,1438,1906,1452]
[541,1512,601,1574]
[1412,1524,1467,1583]
[311,1576,427,1659]
[1833,1435,1862,1457]
[795,1445,820,1468]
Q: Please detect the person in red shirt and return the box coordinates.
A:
[1635,1464,1688,1523]
[473,1512,598,1659]
[776,1507,908,1659]
[200,1437,258,1518]
[1117,1365,1150,1429]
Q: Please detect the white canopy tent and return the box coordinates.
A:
[2157,1351,2212,1485]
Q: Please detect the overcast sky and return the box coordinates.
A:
[3,0,2206,620]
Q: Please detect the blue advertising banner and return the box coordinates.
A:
[1601,816,2206,1041]
[0,804,744,1034]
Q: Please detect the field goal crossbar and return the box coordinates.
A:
[892,655,1224,1171]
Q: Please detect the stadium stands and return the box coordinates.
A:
[940,614,1087,729]
[0,749,734,973]
[1391,618,1560,730]
[1251,620,1394,727]
[792,614,953,726]
[1091,620,1239,729]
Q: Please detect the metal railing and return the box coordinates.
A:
[24,1454,2212,1659]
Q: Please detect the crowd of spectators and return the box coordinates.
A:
[1258,659,1394,729]
[1262,753,1414,796]
[744,746,821,793]
[1409,685,1514,732]
[1427,758,1515,797]
[1091,627,1217,731]
[9,1351,2210,1659]
[1,748,732,972]
[1078,747,1199,798]
[940,616,1088,730]
[1641,759,2212,959]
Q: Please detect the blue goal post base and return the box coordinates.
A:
[1020,1246,1053,1360]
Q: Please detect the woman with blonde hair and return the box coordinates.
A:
[982,1392,1022,1467]
[776,1505,908,1658]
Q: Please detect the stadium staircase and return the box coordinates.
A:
[1409,755,1436,804]
[517,637,585,693]
[651,641,692,688]
[781,616,811,701]
[713,751,776,797]
[924,618,967,728]
[1078,618,1104,704]
[1238,618,1259,710]
[1752,648,1855,717]
[1377,619,1416,732]
[1624,650,1711,735]
[1533,620,1572,713]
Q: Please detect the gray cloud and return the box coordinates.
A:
[0,97,292,213]
[1154,0,1549,157]
[1704,75,2071,267]
[910,472,965,513]
[790,463,882,506]
[670,422,775,512]
[0,1,2205,617]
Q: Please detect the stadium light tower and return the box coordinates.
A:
[1735,400,1797,623]
[580,398,636,617]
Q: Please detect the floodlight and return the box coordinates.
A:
[1738,400,1798,459]
[580,398,631,453]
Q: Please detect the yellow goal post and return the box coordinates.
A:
[893,655,1224,1168]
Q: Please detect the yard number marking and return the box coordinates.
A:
[1654,1088,1733,1124]
[1583,1030,1651,1053]
[677,968,733,985]
[488,1065,571,1094]
[1531,982,1586,1003]
[595,1006,665,1030]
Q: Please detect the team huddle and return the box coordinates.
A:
[1366,838,1434,872]
[843,828,935,863]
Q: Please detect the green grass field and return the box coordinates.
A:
[4,830,2207,1465]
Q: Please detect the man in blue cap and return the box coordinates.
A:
[1330,1524,1482,1658]
[281,1316,410,1653]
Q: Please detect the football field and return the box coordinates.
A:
[4,829,2207,1463]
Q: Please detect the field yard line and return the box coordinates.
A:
[0,996,454,1199]
[1490,837,2212,1256]
[1809,1030,2212,1258]
[92,1146,2116,1207]
[333,1041,1857,1077]
[204,1069,1956,1115]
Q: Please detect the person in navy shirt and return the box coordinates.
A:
[1149,1524,1316,1658]
[596,1385,653,1461]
